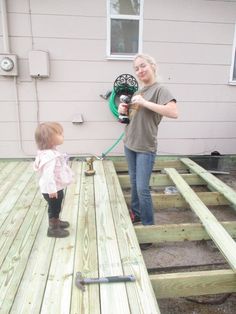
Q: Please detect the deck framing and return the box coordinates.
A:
[0,156,236,313]
[115,157,236,300]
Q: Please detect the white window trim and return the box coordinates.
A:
[229,23,236,85]
[106,0,143,60]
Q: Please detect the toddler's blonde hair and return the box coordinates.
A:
[35,122,63,150]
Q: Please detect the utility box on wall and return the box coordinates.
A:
[29,50,50,78]
[0,54,18,76]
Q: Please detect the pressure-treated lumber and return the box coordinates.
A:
[103,160,160,314]
[40,161,83,313]
[119,173,205,188]
[165,167,236,272]
[93,160,131,313]
[0,162,33,226]
[151,269,236,298]
[125,191,229,209]
[0,159,161,313]
[135,221,236,244]
[0,161,21,202]
[1,158,236,312]
[0,175,41,268]
[181,158,236,208]
[0,189,45,313]
[70,162,100,314]
[114,159,187,172]
[10,214,54,313]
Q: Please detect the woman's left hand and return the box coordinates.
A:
[131,94,146,107]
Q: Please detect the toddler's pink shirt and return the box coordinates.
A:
[34,149,73,194]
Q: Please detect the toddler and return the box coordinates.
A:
[34,122,73,238]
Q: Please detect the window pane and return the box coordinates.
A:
[110,0,140,15]
[110,19,139,55]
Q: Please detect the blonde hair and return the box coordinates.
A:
[133,53,157,74]
[133,53,164,83]
[35,122,63,150]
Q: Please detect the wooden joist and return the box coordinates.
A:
[114,159,187,173]
[135,221,236,244]
[181,158,236,208]
[119,173,205,188]
[151,269,236,298]
[165,167,236,272]
[121,156,236,300]
[125,191,229,209]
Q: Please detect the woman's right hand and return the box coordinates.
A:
[118,103,128,114]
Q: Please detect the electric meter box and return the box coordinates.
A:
[29,50,50,78]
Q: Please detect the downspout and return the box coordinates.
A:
[0,0,28,156]
[1,0,10,53]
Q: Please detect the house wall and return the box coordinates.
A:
[0,0,236,158]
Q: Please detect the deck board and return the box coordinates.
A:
[94,161,131,313]
[0,159,160,314]
[71,162,100,314]
[104,160,160,313]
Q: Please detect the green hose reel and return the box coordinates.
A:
[108,74,139,119]
[102,74,138,158]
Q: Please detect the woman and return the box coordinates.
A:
[118,53,178,248]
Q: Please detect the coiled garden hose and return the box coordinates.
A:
[103,85,137,158]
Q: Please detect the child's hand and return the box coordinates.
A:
[49,192,58,198]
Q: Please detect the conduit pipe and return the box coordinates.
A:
[1,0,10,53]
[0,0,29,156]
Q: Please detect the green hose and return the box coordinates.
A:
[104,85,137,158]
[102,132,124,158]
[108,86,137,119]
[109,89,119,119]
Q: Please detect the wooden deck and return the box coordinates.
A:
[0,159,160,314]
[1,157,236,313]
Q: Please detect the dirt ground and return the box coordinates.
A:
[142,168,236,314]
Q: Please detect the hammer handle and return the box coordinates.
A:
[83,275,135,284]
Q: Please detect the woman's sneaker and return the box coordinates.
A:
[140,243,153,250]
[129,210,141,225]
[132,215,141,225]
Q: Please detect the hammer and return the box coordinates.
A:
[75,272,136,292]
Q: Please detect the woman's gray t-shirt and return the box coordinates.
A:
[124,82,176,153]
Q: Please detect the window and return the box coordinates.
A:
[107,0,143,59]
[229,24,236,84]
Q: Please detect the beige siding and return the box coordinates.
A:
[145,0,236,23]
[0,0,236,158]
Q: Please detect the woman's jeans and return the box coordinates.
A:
[124,146,155,225]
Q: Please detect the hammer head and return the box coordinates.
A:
[75,272,85,291]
